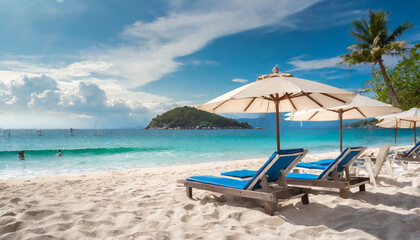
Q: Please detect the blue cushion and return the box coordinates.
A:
[243,150,304,189]
[221,170,257,179]
[187,176,249,189]
[316,147,362,180]
[296,162,328,170]
[187,149,304,190]
[310,159,334,165]
[286,172,319,180]
[406,142,420,157]
[278,148,304,155]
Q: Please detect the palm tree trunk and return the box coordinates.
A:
[377,58,401,108]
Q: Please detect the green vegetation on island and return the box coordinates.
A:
[343,119,379,129]
[145,106,253,130]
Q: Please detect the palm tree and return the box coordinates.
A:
[342,10,412,108]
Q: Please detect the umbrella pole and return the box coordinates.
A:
[395,120,398,145]
[395,127,398,145]
[339,110,343,152]
[414,122,417,144]
[275,100,280,151]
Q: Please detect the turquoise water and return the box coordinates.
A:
[0,128,417,179]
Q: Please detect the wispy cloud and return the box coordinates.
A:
[288,56,342,72]
[232,78,248,83]
[192,94,206,98]
[287,53,406,74]
[326,74,346,80]
[3,0,321,88]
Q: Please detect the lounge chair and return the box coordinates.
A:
[392,142,420,162]
[223,147,368,199]
[296,146,393,186]
[177,149,309,215]
[286,147,368,198]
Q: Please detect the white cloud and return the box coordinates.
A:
[0,0,323,128]
[287,54,404,73]
[0,75,155,128]
[288,56,342,72]
[100,0,320,87]
[232,78,248,83]
[326,75,346,80]
[1,0,319,88]
[192,94,206,98]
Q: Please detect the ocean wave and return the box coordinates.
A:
[0,147,169,156]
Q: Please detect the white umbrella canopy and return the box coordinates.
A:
[197,69,356,151]
[198,73,356,114]
[376,107,420,144]
[285,95,402,151]
[286,95,401,121]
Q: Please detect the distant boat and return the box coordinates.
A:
[37,129,42,136]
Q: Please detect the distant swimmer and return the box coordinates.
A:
[57,149,63,157]
[19,150,25,160]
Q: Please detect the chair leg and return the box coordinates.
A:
[186,187,192,198]
[263,199,277,216]
[386,157,394,178]
[364,158,376,187]
[301,193,309,205]
[359,184,366,192]
[339,188,349,199]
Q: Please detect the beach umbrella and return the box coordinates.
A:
[376,107,420,144]
[197,68,356,151]
[285,95,401,152]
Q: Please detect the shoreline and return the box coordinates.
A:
[0,145,413,182]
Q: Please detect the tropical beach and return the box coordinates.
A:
[1,0,420,239]
[1,145,419,239]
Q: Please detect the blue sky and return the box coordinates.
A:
[0,0,419,128]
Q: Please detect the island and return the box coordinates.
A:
[343,119,379,129]
[145,106,253,130]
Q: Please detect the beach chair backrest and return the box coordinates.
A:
[244,148,307,190]
[406,142,420,158]
[374,145,390,178]
[317,147,366,180]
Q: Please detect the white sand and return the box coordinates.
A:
[0,146,419,240]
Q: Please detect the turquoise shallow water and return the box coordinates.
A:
[0,128,417,179]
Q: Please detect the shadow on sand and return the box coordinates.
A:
[279,202,420,239]
[376,177,412,188]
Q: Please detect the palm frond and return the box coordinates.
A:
[386,22,413,42]
[372,32,381,48]
[345,9,412,66]
[382,41,409,56]
[369,10,389,46]
[342,49,376,65]
[352,19,370,37]
[349,30,370,44]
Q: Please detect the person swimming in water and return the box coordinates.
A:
[57,149,63,156]
[19,150,25,160]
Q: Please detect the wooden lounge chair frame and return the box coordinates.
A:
[392,142,420,163]
[287,146,369,199]
[354,145,393,186]
[177,150,310,215]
